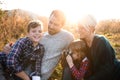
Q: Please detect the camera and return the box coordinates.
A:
[63,49,72,56]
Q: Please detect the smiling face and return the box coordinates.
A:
[28,26,42,43]
[27,20,43,45]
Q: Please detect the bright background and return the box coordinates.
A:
[1,0,120,22]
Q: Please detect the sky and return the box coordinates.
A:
[1,0,120,22]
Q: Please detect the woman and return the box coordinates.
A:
[77,15,120,80]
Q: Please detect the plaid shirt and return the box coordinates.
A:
[70,57,89,80]
[7,37,44,76]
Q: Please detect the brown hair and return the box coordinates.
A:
[68,40,88,55]
[49,10,66,26]
[27,20,43,32]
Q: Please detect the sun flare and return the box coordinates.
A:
[64,9,85,25]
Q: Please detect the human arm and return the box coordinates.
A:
[3,43,13,54]
[6,39,30,80]
[66,55,74,68]
[66,55,89,80]
[15,71,30,80]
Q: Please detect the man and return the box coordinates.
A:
[3,10,74,80]
[40,10,74,80]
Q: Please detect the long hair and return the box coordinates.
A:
[68,39,88,54]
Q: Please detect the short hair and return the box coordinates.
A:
[68,40,87,54]
[78,14,97,29]
[27,20,43,32]
[49,10,66,26]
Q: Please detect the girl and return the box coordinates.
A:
[66,40,90,80]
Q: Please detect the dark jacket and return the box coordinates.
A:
[85,35,120,80]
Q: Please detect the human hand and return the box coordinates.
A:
[15,71,31,80]
[66,55,74,68]
[3,43,13,54]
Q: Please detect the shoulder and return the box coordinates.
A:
[61,29,74,36]
[94,34,109,45]
[60,29,74,40]
[14,37,28,46]
[94,34,114,52]
[95,34,106,41]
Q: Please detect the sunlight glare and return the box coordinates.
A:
[65,10,83,24]
[1,0,120,22]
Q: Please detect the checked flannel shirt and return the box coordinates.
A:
[70,57,90,80]
[7,37,44,76]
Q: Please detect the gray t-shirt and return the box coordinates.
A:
[40,29,74,80]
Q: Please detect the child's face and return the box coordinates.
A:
[72,51,80,60]
[28,26,43,43]
[72,51,84,61]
